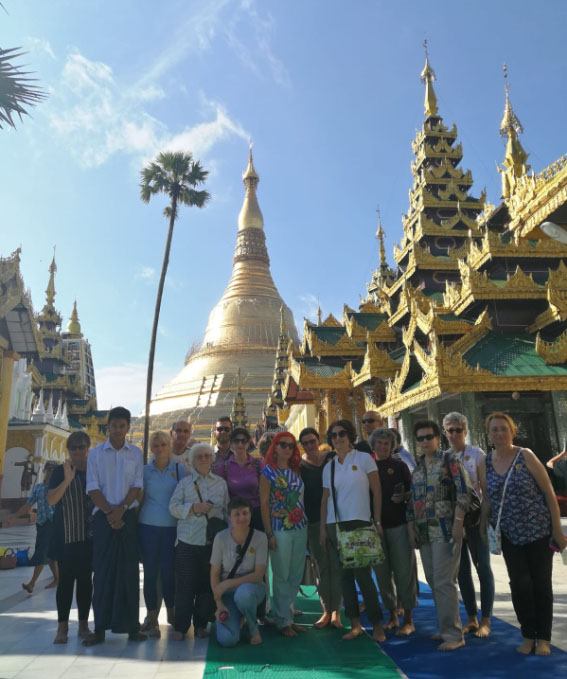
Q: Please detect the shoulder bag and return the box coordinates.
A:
[330,458,384,569]
[444,452,481,529]
[488,449,522,555]
[194,480,227,545]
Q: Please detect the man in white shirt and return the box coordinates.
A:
[84,406,145,646]
[170,420,194,473]
[444,411,494,639]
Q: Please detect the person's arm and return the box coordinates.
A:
[368,470,383,537]
[546,449,567,469]
[320,487,330,547]
[478,457,490,539]
[259,474,276,550]
[215,563,266,596]
[48,462,74,506]
[523,448,567,550]
[447,454,469,542]
[14,502,32,518]
[210,564,229,620]
[405,478,419,549]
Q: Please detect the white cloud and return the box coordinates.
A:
[23,37,56,60]
[49,51,248,168]
[135,266,156,281]
[96,362,177,415]
[298,293,320,323]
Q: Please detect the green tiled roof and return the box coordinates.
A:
[311,326,346,345]
[464,333,567,377]
[347,312,388,330]
[299,356,347,377]
[438,313,470,323]
[423,291,444,302]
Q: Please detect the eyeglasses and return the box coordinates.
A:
[300,438,319,446]
[216,426,231,432]
[331,430,348,439]
[69,445,88,451]
[445,427,464,434]
[362,418,378,424]
[277,441,295,450]
[233,438,249,445]
[173,428,191,434]
[416,434,436,442]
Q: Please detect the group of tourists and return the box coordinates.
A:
[22,404,566,656]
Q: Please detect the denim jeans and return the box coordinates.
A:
[458,526,495,618]
[215,582,266,647]
[138,523,177,610]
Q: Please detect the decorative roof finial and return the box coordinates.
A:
[46,247,57,306]
[500,64,524,138]
[420,39,439,117]
[317,304,322,325]
[376,205,387,267]
[238,143,264,230]
[66,300,82,337]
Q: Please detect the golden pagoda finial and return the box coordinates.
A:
[420,39,438,117]
[498,65,530,200]
[66,300,82,338]
[46,247,57,306]
[376,206,387,267]
[317,304,322,325]
[238,142,264,231]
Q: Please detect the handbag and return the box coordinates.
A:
[193,480,227,545]
[330,459,384,569]
[489,449,522,555]
[301,552,317,587]
[444,452,481,529]
[0,548,18,570]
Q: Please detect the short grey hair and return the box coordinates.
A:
[443,412,468,430]
[189,442,214,468]
[368,427,396,452]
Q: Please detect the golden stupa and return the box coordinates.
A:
[149,148,298,434]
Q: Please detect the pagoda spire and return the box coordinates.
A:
[46,250,57,307]
[376,207,387,269]
[65,300,83,338]
[420,40,439,117]
[238,143,264,231]
[231,369,248,428]
[499,65,530,200]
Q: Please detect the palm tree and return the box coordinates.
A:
[0,47,46,128]
[140,151,210,460]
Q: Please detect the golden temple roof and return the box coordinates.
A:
[66,300,82,338]
[238,145,264,231]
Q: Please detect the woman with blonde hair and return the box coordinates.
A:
[480,412,566,656]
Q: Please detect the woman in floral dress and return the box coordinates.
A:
[260,431,307,637]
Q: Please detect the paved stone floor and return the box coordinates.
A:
[1,524,566,679]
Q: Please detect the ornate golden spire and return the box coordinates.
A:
[420,40,439,117]
[237,143,264,231]
[46,250,57,306]
[499,65,530,200]
[66,300,82,338]
[376,206,387,268]
[317,304,322,325]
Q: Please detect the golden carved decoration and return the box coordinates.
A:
[535,330,567,365]
[449,309,493,354]
[290,358,353,391]
[352,342,400,387]
[321,313,342,327]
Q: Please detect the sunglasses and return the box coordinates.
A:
[331,430,348,439]
[216,426,231,432]
[416,434,436,442]
[69,445,88,451]
[277,441,295,450]
[300,438,319,446]
[173,429,191,434]
[362,418,377,424]
[445,427,464,434]
[233,438,249,444]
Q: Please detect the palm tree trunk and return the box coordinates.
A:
[143,194,178,461]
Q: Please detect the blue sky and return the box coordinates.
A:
[3,1,567,413]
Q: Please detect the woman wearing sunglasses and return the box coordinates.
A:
[320,419,385,642]
[407,419,472,651]
[259,431,307,637]
[215,428,264,531]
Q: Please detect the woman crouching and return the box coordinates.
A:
[211,497,267,647]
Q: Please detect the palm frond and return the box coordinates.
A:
[0,47,46,129]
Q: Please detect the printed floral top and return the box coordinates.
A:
[406,449,471,543]
[262,465,307,531]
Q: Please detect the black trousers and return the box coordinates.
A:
[56,541,93,622]
[174,541,214,634]
[501,533,554,641]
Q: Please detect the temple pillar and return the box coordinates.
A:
[426,400,441,424]
[399,410,414,458]
[460,392,484,448]
[551,391,567,452]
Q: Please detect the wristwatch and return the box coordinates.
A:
[374,520,381,527]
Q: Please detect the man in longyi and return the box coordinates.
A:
[83,406,146,646]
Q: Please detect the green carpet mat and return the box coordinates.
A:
[203,587,401,679]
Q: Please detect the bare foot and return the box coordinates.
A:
[384,614,399,631]
[250,629,262,645]
[148,626,161,638]
[82,631,105,647]
[516,638,535,655]
[396,623,415,637]
[127,632,147,642]
[462,619,479,634]
[372,624,386,643]
[331,612,342,629]
[291,623,307,633]
[280,625,297,637]
[45,579,58,589]
[342,626,364,641]
[53,623,68,644]
[22,583,33,594]
[78,622,92,639]
[430,633,442,641]
[314,613,331,629]
[171,631,185,641]
[438,640,465,651]
[195,627,209,639]
[535,640,551,656]
[476,619,491,638]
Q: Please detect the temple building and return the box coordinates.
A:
[0,250,104,508]
[141,149,299,441]
[279,55,567,463]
